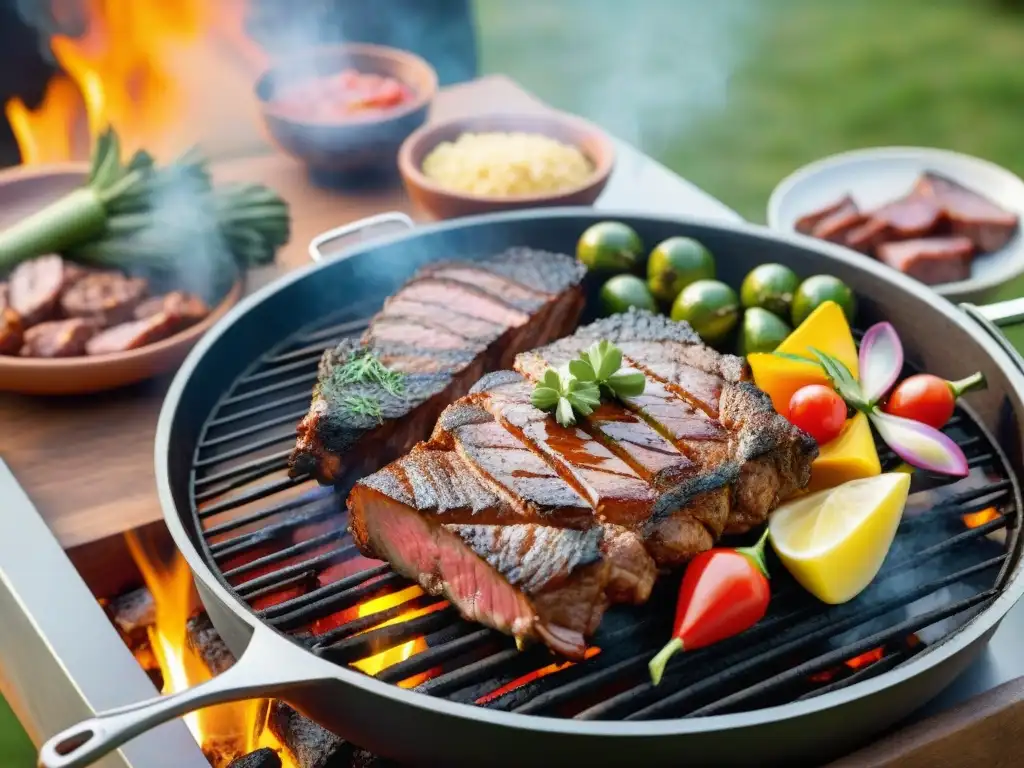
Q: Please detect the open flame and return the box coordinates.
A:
[124,530,297,767]
[5,0,265,164]
[350,585,437,688]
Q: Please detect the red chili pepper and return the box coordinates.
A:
[884,372,986,429]
[649,528,771,686]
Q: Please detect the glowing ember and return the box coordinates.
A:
[477,647,601,705]
[963,507,1001,529]
[4,0,266,164]
[350,586,440,688]
[844,646,885,670]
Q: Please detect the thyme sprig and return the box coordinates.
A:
[531,340,646,427]
[334,349,405,396]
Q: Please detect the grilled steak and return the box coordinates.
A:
[348,309,816,658]
[290,248,586,486]
[913,172,1019,252]
[811,198,867,243]
[794,194,855,235]
[876,236,975,285]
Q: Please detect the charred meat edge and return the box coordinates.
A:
[289,248,586,486]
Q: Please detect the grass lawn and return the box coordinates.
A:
[477,0,1024,221]
[3,2,1023,764]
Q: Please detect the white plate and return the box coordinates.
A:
[766,146,1024,302]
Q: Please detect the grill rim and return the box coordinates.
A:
[155,207,1024,738]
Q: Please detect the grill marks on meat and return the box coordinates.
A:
[290,248,586,486]
[349,309,815,658]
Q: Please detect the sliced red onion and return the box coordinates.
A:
[869,410,969,477]
[859,322,904,404]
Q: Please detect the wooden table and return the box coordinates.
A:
[0,75,738,549]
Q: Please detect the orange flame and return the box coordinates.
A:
[350,586,439,688]
[124,531,298,767]
[4,0,267,164]
[963,507,1001,529]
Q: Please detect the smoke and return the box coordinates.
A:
[477,0,761,157]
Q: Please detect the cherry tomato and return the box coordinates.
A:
[884,374,954,429]
[787,384,847,445]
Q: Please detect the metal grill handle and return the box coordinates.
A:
[37,627,329,768]
[308,211,415,262]
[962,299,1024,376]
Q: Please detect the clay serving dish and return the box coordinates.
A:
[0,164,242,396]
[256,43,438,175]
[397,111,615,219]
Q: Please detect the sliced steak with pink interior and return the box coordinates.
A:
[348,445,655,659]
[349,310,813,657]
[290,248,585,485]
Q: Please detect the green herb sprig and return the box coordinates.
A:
[334,349,405,396]
[531,340,645,427]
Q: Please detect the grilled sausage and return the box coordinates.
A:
[20,318,98,357]
[86,312,181,355]
[134,291,209,331]
[9,255,67,326]
[0,308,23,355]
[61,272,149,328]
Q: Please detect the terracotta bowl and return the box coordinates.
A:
[255,43,438,175]
[0,164,242,396]
[397,111,615,220]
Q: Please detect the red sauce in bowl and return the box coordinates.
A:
[273,69,416,121]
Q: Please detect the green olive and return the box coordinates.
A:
[740,307,792,355]
[577,221,644,272]
[670,279,740,346]
[740,263,800,319]
[599,274,658,315]
[791,275,857,327]
[646,236,716,303]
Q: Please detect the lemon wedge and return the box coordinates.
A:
[769,473,911,604]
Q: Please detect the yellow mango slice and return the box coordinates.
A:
[776,300,859,378]
[748,300,859,415]
[807,412,881,492]
[748,353,829,415]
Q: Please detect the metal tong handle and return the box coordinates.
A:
[37,629,326,768]
[308,211,415,262]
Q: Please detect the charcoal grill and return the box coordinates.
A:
[41,209,1024,768]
